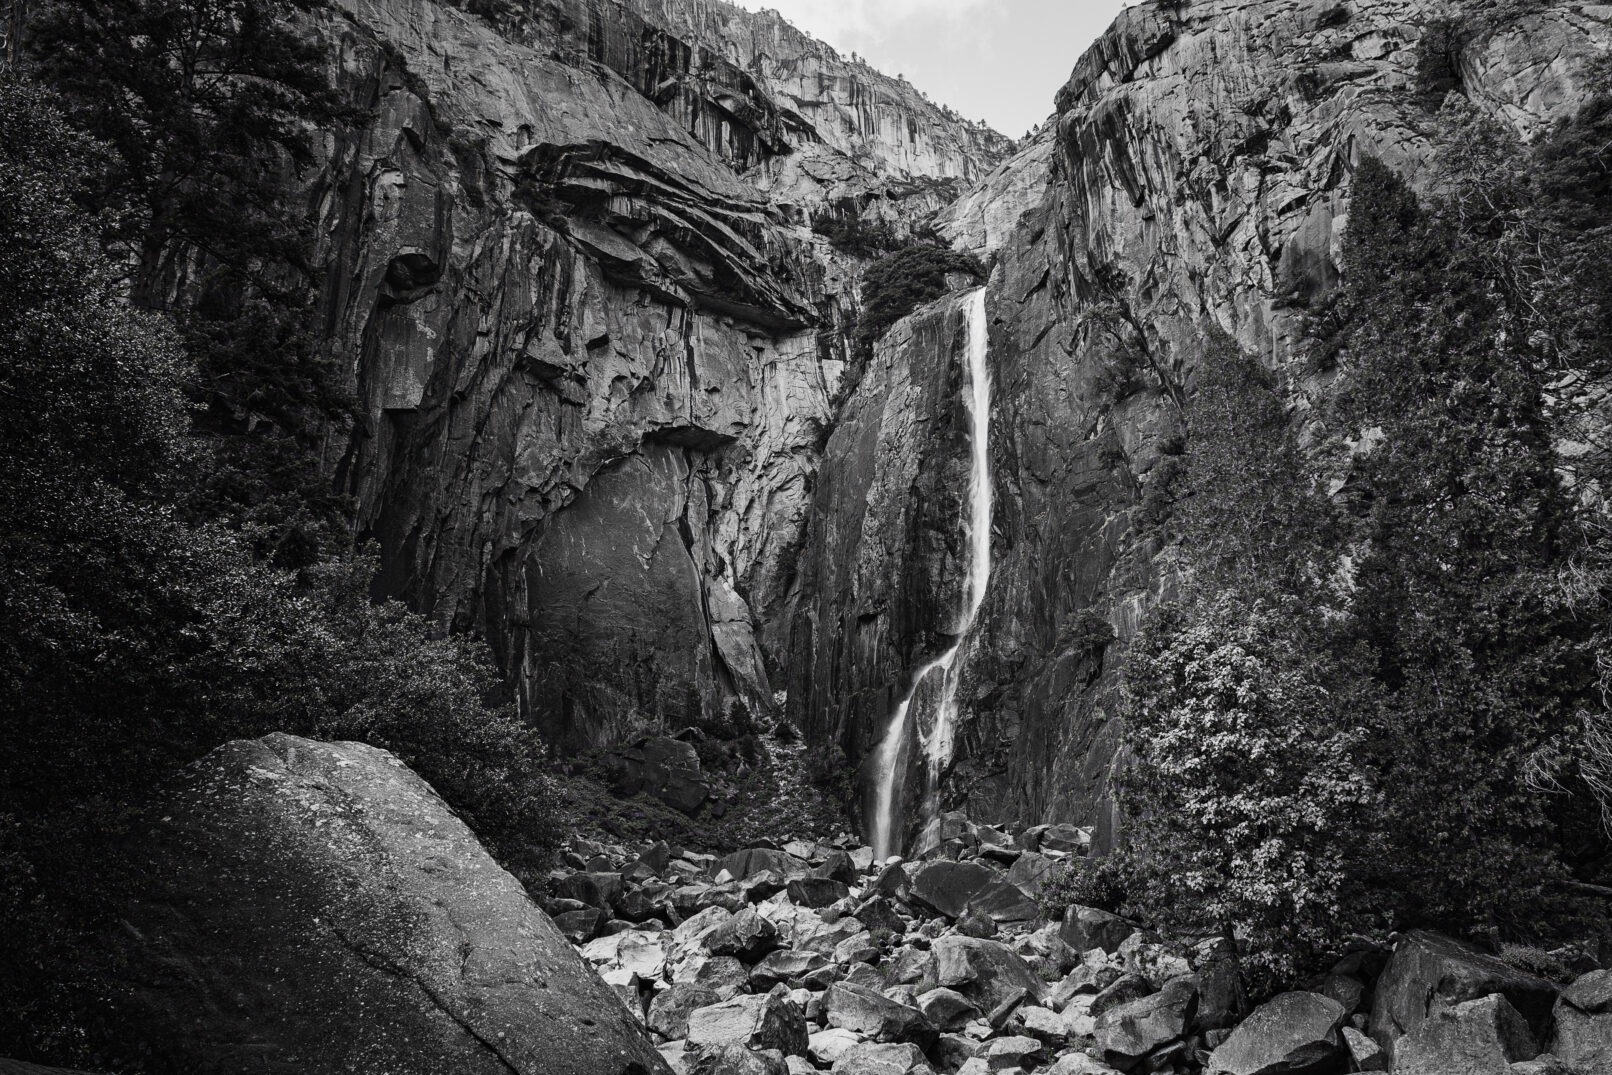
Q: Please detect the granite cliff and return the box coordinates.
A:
[286,0,1008,752]
[282,0,1611,838]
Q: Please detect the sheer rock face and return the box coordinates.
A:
[90,734,672,1075]
[960,0,1612,835]
[937,126,1058,259]
[785,291,985,786]
[280,0,1006,750]
[792,0,1612,841]
[277,0,1612,825]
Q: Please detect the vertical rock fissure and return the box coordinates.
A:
[868,287,994,860]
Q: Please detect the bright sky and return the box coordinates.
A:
[737,0,1135,137]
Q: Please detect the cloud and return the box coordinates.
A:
[739,0,992,52]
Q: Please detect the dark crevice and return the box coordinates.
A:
[332,927,525,1075]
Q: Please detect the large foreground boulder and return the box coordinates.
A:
[90,733,672,1075]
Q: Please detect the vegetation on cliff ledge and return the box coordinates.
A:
[835,239,987,405]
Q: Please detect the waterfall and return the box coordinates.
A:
[868,287,993,860]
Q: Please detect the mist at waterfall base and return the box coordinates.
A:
[868,288,993,861]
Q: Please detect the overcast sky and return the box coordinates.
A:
[736,0,1134,137]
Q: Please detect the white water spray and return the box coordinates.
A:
[868,288,994,860]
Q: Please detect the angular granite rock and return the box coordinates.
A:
[1205,991,1346,1075]
[1094,976,1198,1071]
[825,982,937,1047]
[1391,993,1539,1075]
[1369,932,1557,1060]
[1553,968,1612,1071]
[932,936,1047,1012]
[687,988,808,1057]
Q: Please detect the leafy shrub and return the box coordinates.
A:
[1037,857,1129,918]
[1119,597,1378,990]
[0,76,563,1052]
[298,554,564,879]
[1064,609,1116,661]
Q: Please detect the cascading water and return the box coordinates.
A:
[868,287,993,861]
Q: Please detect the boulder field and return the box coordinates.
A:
[15,735,1608,1075]
[555,819,1611,1075]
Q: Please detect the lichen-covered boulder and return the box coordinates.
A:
[89,733,672,1075]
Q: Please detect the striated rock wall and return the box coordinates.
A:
[795,0,1612,845]
[441,0,1013,231]
[277,0,1007,751]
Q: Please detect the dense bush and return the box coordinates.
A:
[857,241,986,352]
[1037,857,1129,918]
[1120,599,1379,988]
[813,212,899,258]
[0,76,561,1054]
[1115,134,1612,989]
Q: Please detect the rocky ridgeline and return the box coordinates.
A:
[554,820,1612,1075]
